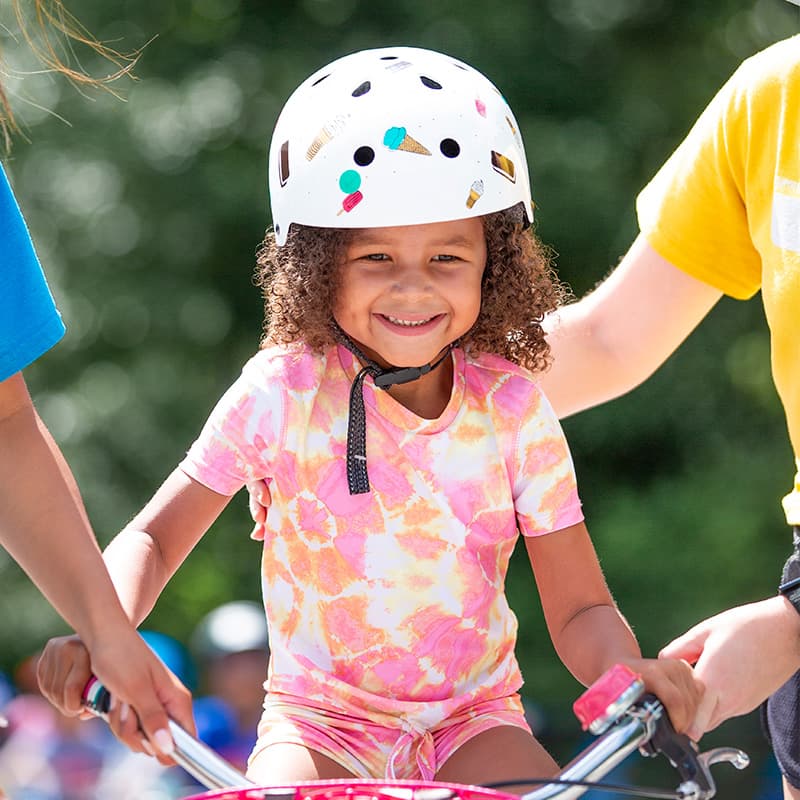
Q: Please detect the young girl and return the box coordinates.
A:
[37,46,701,787]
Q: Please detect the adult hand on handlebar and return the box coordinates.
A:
[660,596,800,741]
[246,479,272,540]
[615,655,704,737]
[37,629,195,764]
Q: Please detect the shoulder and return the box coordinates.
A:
[737,35,800,82]
[462,350,553,412]
[242,342,328,387]
[724,35,800,110]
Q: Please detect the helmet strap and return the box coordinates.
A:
[332,322,453,494]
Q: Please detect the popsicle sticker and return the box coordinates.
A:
[338,191,363,215]
[383,126,431,156]
[466,179,484,209]
[491,151,516,183]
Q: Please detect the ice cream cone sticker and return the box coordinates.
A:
[383,126,431,155]
[466,179,484,209]
[306,127,334,160]
[306,114,350,161]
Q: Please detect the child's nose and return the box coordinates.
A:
[392,264,433,296]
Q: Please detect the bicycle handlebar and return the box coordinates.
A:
[81,665,749,800]
[82,677,253,789]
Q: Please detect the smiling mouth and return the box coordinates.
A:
[382,314,441,327]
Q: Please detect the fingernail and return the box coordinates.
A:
[141,738,156,756]
[119,702,129,723]
[153,728,174,755]
[108,694,117,712]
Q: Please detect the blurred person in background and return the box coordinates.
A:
[0,0,192,756]
[190,600,270,771]
[0,652,116,800]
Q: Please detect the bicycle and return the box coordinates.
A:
[82,664,748,800]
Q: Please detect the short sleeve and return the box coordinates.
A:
[635,58,763,299]
[0,165,65,380]
[514,386,584,537]
[179,357,285,496]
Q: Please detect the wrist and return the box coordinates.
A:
[76,598,138,652]
[779,575,800,618]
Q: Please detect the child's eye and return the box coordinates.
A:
[361,253,389,262]
[432,254,460,263]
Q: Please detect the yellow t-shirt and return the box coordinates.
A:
[637,35,800,526]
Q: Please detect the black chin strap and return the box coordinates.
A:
[333,323,452,495]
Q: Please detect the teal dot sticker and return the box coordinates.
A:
[339,170,361,194]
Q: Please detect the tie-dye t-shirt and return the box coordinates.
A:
[180,343,583,721]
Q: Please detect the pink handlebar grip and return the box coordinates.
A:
[573,663,645,734]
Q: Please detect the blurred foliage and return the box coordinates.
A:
[1,0,799,790]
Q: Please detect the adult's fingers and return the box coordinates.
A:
[133,662,195,759]
[659,622,708,664]
[686,683,719,742]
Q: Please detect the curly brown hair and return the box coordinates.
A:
[254,206,569,373]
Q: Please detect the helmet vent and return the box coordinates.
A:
[352,81,371,97]
[311,73,331,87]
[420,76,442,90]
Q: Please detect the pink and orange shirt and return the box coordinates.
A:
[180,343,583,720]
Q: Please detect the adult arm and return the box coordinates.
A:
[660,596,800,740]
[38,467,233,755]
[0,372,194,752]
[541,235,723,418]
[525,522,702,733]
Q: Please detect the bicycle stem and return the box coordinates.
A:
[167,720,254,789]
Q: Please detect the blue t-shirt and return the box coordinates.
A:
[0,164,65,381]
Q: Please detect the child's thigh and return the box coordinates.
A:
[247,742,358,784]
[434,725,558,794]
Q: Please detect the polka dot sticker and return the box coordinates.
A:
[440,139,460,158]
[339,170,361,193]
[354,146,375,167]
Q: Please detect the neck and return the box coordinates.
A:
[384,354,454,419]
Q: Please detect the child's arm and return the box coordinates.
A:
[525,521,702,734]
[102,468,233,625]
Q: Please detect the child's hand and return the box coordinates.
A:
[36,635,96,720]
[617,657,703,738]
[246,479,272,540]
[37,633,192,766]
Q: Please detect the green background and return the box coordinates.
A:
[2,0,799,794]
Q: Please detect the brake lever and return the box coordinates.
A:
[637,694,749,800]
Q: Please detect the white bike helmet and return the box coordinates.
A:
[269,46,533,245]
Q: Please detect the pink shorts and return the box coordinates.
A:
[248,692,531,781]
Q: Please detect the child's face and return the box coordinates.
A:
[334,217,486,368]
